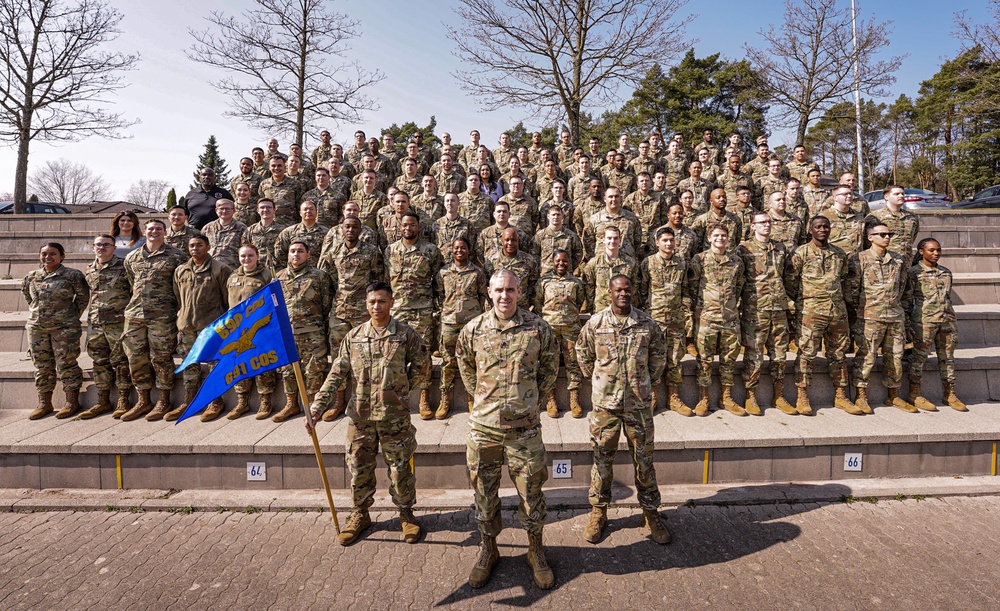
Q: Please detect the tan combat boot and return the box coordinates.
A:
[694,386,710,417]
[29,391,54,420]
[835,387,864,415]
[643,509,671,545]
[743,387,762,416]
[121,389,153,421]
[667,386,693,417]
[323,389,346,421]
[164,388,197,422]
[399,508,422,543]
[435,389,451,420]
[418,389,433,420]
[569,389,583,418]
[772,380,797,415]
[149,390,172,421]
[468,525,500,588]
[795,386,813,416]
[908,382,938,412]
[337,510,372,546]
[583,506,607,543]
[468,394,475,413]
[200,398,225,422]
[546,392,560,418]
[79,389,114,420]
[886,387,918,413]
[56,388,81,419]
[228,392,251,420]
[113,389,131,419]
[255,393,274,420]
[686,339,698,357]
[943,382,968,412]
[526,532,555,589]
[853,387,873,415]
[721,386,747,416]
[272,393,301,423]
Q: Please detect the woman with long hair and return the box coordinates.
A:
[479,163,504,203]
[110,210,145,257]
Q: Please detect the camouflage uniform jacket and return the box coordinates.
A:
[585,208,643,261]
[376,208,433,251]
[456,307,558,430]
[274,222,330,269]
[166,224,201,255]
[532,226,584,276]
[606,169,637,195]
[384,239,443,311]
[257,175,302,226]
[693,142,722,167]
[303,185,344,228]
[822,207,865,257]
[716,169,755,203]
[741,156,772,181]
[573,197,604,240]
[576,307,666,412]
[535,173,563,204]
[788,242,849,317]
[689,250,745,325]
[412,193,446,221]
[394,174,423,200]
[320,223,378,259]
[310,144,332,169]
[226,264,272,305]
[567,173,596,202]
[581,252,639,313]
[677,177,715,213]
[493,146,515,170]
[459,190,495,232]
[802,186,831,216]
[657,223,699,262]
[691,209,744,252]
[483,250,540,308]
[318,240,384,323]
[767,211,806,253]
[661,154,687,189]
[623,190,664,245]
[755,175,787,206]
[865,207,920,259]
[637,252,688,323]
[902,262,955,325]
[739,238,793,315]
[554,143,574,166]
[476,224,531,265]
[276,263,334,335]
[534,271,587,325]
[317,318,427,422]
[433,215,478,260]
[325,175,353,207]
[846,248,907,323]
[344,144,369,166]
[353,190,388,229]
[202,219,248,269]
[241,221,286,271]
[435,262,489,325]
[85,256,130,327]
[123,244,189,321]
[538,199,576,230]
[730,204,756,242]
[173,256,232,332]
[23,264,89,329]
[499,193,540,237]
[230,173,263,205]
[629,156,660,178]
[786,160,819,184]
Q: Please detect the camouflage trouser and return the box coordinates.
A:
[234,371,277,395]
[795,310,850,388]
[550,322,583,391]
[393,308,433,390]
[439,322,463,391]
[281,330,330,396]
[695,319,741,387]
[467,424,547,536]
[741,309,789,390]
[589,407,660,511]
[853,319,905,388]
[123,318,177,391]
[347,413,417,511]
[908,319,957,386]
[177,329,212,390]
[848,307,862,354]
[87,322,131,392]
[657,318,686,387]
[28,325,83,393]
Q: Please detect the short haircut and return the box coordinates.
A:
[289,240,310,253]
[489,269,520,287]
[366,281,392,296]
[41,242,65,256]
[452,236,472,250]
[189,233,209,247]
[655,226,675,239]
[145,219,167,231]
[608,273,632,289]
[706,222,729,236]
[401,210,420,223]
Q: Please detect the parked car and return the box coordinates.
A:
[0,202,71,214]
[864,188,951,211]
[951,185,1000,209]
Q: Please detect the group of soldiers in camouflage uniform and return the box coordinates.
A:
[21,128,968,591]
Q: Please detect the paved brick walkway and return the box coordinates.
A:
[2,496,999,609]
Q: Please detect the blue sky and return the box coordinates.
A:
[0,0,991,198]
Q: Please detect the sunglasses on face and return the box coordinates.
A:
[870,232,894,238]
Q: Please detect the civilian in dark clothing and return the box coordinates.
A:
[185,168,232,229]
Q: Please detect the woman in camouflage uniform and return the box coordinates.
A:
[23,243,90,420]
[226,244,277,420]
[904,238,968,412]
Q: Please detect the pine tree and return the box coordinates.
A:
[192,135,231,189]
[165,188,177,210]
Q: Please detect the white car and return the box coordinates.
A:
[864,188,951,211]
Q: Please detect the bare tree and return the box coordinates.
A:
[744,0,905,144]
[125,179,171,210]
[188,0,383,147]
[446,0,694,143]
[955,1,1000,60]
[27,158,114,205]
[0,0,138,213]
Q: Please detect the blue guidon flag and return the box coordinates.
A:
[174,281,299,423]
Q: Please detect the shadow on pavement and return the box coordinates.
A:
[433,481,853,607]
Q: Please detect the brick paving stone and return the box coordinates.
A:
[3,498,1000,609]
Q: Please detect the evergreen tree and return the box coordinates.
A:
[192,135,231,189]
[28,194,38,202]
[165,188,177,210]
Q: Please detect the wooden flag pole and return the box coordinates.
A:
[294,361,341,534]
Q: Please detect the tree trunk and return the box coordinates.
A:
[14,126,30,214]
[796,112,810,148]
[567,102,581,146]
